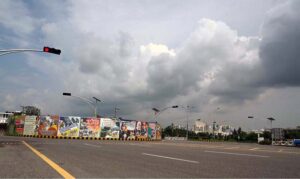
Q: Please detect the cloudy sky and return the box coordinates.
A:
[1,0,299,130]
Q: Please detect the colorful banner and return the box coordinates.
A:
[23,116,38,135]
[155,123,162,140]
[137,121,148,139]
[37,115,59,136]
[15,115,25,135]
[135,121,148,139]
[100,118,120,139]
[148,122,156,139]
[79,117,101,137]
[120,120,136,140]
[58,116,81,137]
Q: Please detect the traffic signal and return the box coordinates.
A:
[43,46,61,55]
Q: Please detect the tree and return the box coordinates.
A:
[21,106,41,116]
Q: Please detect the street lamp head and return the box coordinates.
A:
[248,116,254,119]
[172,105,178,108]
[63,92,71,96]
[152,108,160,113]
[267,117,275,121]
[92,97,101,102]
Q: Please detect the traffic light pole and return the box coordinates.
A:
[0,47,61,56]
[0,49,43,56]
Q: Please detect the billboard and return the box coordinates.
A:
[15,115,25,135]
[100,118,120,139]
[79,117,101,137]
[58,116,81,137]
[120,120,136,140]
[148,122,156,139]
[155,123,162,140]
[135,121,148,139]
[23,116,38,135]
[37,115,59,136]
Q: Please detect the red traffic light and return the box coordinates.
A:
[43,46,61,55]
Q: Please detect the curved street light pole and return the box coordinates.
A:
[152,105,178,120]
[248,116,276,144]
[180,105,195,140]
[63,93,101,117]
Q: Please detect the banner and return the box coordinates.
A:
[135,121,147,139]
[148,122,156,139]
[15,115,25,135]
[37,115,59,136]
[120,120,136,140]
[100,118,120,139]
[23,116,38,135]
[58,116,81,137]
[155,123,162,140]
[79,117,101,137]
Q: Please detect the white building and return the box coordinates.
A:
[216,125,233,136]
[0,112,13,124]
[194,119,209,134]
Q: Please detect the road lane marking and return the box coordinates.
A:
[142,153,199,164]
[22,141,75,179]
[224,146,240,149]
[128,143,151,147]
[84,143,101,148]
[249,147,259,151]
[204,150,270,158]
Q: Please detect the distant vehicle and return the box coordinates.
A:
[294,139,300,147]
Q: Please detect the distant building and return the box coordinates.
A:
[0,112,13,124]
[216,125,233,136]
[194,119,209,134]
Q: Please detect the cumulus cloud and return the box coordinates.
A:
[1,0,300,128]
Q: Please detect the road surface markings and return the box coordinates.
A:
[249,147,259,151]
[22,141,75,179]
[278,149,283,152]
[128,143,151,147]
[224,146,240,149]
[84,143,102,148]
[142,153,199,164]
[204,150,270,158]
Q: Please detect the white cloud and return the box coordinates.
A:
[1,0,300,129]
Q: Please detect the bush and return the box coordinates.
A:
[259,140,271,145]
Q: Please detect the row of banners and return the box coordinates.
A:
[14,116,162,140]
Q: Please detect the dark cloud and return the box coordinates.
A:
[208,0,300,104]
[259,0,300,87]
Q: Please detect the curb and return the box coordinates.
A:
[9,134,161,141]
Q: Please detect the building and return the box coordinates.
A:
[194,119,209,134]
[216,125,233,136]
[0,112,13,124]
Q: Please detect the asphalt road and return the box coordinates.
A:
[1,136,300,178]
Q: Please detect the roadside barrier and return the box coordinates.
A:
[10,134,160,141]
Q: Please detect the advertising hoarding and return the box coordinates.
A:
[155,123,162,140]
[135,121,148,139]
[148,122,156,139]
[15,115,25,135]
[37,115,59,136]
[58,116,81,137]
[100,118,120,139]
[120,120,136,140]
[23,116,38,135]
[79,117,101,137]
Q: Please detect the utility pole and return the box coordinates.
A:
[114,107,120,119]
